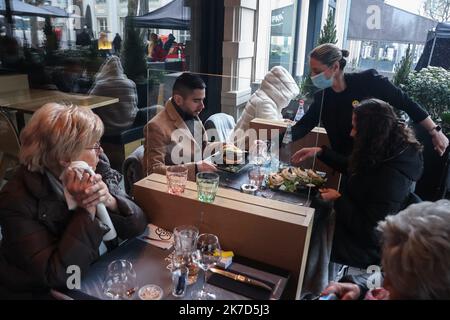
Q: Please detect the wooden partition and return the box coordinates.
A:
[250,118,341,190]
[134,174,315,299]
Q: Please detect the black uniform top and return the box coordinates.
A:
[292,69,429,157]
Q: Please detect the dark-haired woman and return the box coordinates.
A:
[291,43,448,165]
[319,99,423,268]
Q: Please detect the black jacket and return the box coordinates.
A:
[292,69,429,157]
[0,155,147,298]
[329,146,423,268]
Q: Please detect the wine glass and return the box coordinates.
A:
[249,140,269,167]
[102,259,138,300]
[191,233,221,300]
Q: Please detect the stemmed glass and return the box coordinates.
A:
[102,259,138,300]
[191,233,221,300]
[249,140,272,198]
[249,140,269,167]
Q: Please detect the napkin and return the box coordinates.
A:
[137,224,174,250]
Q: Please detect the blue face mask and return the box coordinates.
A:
[311,70,334,89]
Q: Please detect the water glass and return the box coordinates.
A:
[248,167,266,190]
[171,265,189,298]
[173,225,200,285]
[166,165,188,195]
[102,259,138,300]
[196,172,219,203]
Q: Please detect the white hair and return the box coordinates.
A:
[377,200,450,299]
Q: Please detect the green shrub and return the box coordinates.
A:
[403,66,450,133]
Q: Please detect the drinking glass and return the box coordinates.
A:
[102,259,138,300]
[166,165,188,195]
[196,172,220,203]
[191,233,221,300]
[249,140,269,167]
[248,167,266,190]
[173,225,200,285]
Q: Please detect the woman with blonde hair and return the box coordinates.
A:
[0,103,146,298]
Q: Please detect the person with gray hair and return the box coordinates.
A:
[0,103,147,298]
[291,43,448,167]
[321,200,450,300]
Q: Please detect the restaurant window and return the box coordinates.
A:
[97,18,108,32]
[269,0,298,72]
[328,0,336,21]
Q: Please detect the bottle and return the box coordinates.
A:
[280,124,293,163]
[282,123,293,145]
[294,99,305,123]
[177,47,182,61]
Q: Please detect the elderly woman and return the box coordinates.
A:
[0,103,147,298]
[322,200,450,300]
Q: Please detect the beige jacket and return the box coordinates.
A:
[143,99,219,181]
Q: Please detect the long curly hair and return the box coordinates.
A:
[349,99,422,174]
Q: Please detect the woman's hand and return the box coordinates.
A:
[64,168,95,209]
[82,174,118,212]
[319,188,342,201]
[291,147,322,164]
[321,282,361,300]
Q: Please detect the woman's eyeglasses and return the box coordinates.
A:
[86,142,102,152]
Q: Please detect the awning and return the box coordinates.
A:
[416,22,450,70]
[40,5,70,18]
[347,0,437,44]
[0,0,66,17]
[128,0,190,30]
[435,22,450,39]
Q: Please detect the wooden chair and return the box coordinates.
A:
[0,110,20,183]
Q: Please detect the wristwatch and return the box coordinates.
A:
[430,125,442,134]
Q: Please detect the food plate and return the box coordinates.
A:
[209,147,249,173]
[267,167,327,194]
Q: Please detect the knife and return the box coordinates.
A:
[209,267,273,292]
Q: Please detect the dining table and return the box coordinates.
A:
[0,88,119,131]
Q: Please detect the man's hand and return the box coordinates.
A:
[321,281,361,300]
[319,188,341,201]
[291,147,322,164]
[431,130,449,156]
[197,161,217,172]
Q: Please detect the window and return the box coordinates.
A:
[96,0,106,3]
[97,18,108,32]
[268,0,298,72]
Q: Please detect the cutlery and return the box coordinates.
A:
[209,267,273,292]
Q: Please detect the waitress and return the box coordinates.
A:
[291,43,449,168]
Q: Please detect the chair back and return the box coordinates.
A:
[0,110,21,182]
[204,113,236,142]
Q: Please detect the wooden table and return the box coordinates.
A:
[0,89,119,131]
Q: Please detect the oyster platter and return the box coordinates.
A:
[267,167,327,193]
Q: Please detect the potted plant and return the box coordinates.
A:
[402,66,450,200]
[403,66,450,136]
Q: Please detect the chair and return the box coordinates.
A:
[122,145,144,195]
[204,113,236,142]
[412,123,450,201]
[0,110,20,183]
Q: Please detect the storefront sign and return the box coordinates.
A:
[271,4,294,37]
